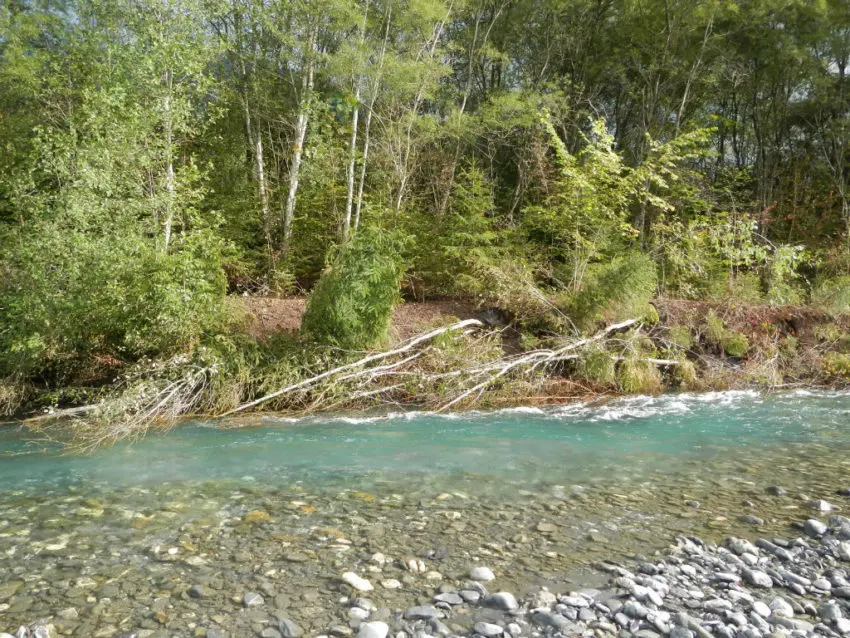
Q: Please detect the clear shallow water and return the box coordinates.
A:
[1,389,849,496]
[2,390,850,635]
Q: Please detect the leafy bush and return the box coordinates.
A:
[704,311,727,347]
[723,331,750,358]
[564,252,657,332]
[779,335,799,361]
[301,227,406,350]
[460,258,556,327]
[822,352,850,379]
[673,359,698,386]
[577,347,616,384]
[811,276,850,316]
[728,273,764,303]
[617,357,662,393]
[668,325,694,349]
[0,225,229,379]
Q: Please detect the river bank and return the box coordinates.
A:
[4,297,848,452]
[1,390,850,636]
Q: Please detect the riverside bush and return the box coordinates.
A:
[617,357,663,393]
[301,227,406,350]
[0,227,229,380]
[811,276,850,316]
[565,252,657,332]
[723,331,750,358]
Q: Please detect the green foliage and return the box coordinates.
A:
[779,335,799,361]
[564,252,657,332]
[617,358,663,394]
[822,352,850,380]
[577,348,616,385]
[723,332,750,358]
[811,276,850,316]
[461,258,555,326]
[705,311,727,347]
[763,245,807,306]
[0,227,228,379]
[301,227,406,350]
[673,359,698,387]
[728,273,765,304]
[703,311,748,357]
[408,164,500,296]
[668,326,694,349]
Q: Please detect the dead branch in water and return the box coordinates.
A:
[219,318,485,417]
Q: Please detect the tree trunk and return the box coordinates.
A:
[354,5,392,231]
[282,32,316,256]
[342,1,370,241]
[162,70,176,253]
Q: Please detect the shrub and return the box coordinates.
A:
[564,252,657,332]
[0,225,229,380]
[822,352,850,379]
[617,357,663,394]
[577,347,616,384]
[811,276,850,316]
[723,331,750,358]
[728,273,764,303]
[705,311,726,347]
[301,227,406,350]
[673,359,698,386]
[668,325,694,349]
[779,335,799,361]
[460,258,557,328]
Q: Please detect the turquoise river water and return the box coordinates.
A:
[1,390,849,636]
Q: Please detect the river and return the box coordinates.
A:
[1,390,848,636]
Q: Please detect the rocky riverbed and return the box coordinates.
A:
[3,391,850,637]
[7,503,850,638]
[2,473,850,638]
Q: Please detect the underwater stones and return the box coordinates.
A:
[342,573,374,593]
[356,622,388,638]
[0,581,24,601]
[243,592,264,607]
[403,605,442,620]
[469,567,495,582]
[187,585,205,599]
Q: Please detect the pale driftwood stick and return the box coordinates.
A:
[219,319,484,417]
[436,319,641,412]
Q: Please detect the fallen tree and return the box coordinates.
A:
[24,317,685,451]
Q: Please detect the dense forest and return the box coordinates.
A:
[1,0,850,435]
